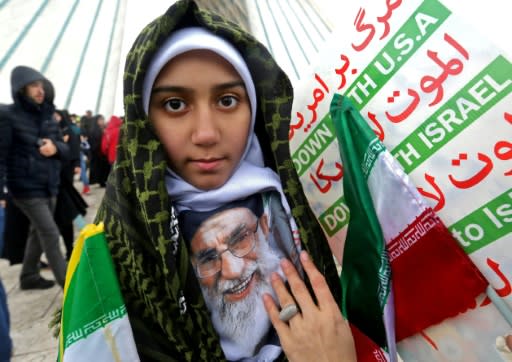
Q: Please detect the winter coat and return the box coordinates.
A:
[95,0,341,360]
[1,192,29,265]
[54,110,87,227]
[88,116,110,185]
[101,115,122,164]
[0,66,69,200]
[56,110,81,183]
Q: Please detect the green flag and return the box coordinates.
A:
[58,223,139,361]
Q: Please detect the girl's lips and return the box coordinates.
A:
[193,158,222,171]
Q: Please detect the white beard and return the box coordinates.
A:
[200,238,283,359]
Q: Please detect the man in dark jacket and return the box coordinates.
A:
[0,65,68,289]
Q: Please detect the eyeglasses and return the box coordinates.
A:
[193,220,259,278]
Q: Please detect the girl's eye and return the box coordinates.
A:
[164,98,186,112]
[218,95,239,109]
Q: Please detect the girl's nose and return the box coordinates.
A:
[191,106,220,146]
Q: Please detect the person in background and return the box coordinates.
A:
[0,105,29,268]
[69,113,79,124]
[101,115,123,165]
[87,114,110,187]
[75,113,91,194]
[67,112,81,140]
[53,109,87,260]
[0,65,68,289]
[0,188,13,361]
[79,134,90,195]
[78,110,94,140]
[0,184,30,267]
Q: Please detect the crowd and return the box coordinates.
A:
[0,65,122,360]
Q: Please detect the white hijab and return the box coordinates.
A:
[143,27,295,218]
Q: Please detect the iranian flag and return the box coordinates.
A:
[329,94,487,359]
[58,223,139,362]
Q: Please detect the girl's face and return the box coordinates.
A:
[149,50,251,190]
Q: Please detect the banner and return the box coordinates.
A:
[289,0,512,360]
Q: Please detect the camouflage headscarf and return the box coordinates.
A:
[95,0,341,360]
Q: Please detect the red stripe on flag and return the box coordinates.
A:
[350,323,389,362]
[389,208,487,341]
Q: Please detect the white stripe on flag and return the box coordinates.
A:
[63,316,140,362]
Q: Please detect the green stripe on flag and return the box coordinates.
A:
[360,139,385,180]
[330,93,391,348]
[61,231,126,349]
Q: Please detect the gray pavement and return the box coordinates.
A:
[0,183,105,361]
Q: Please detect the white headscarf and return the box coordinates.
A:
[144,27,295,219]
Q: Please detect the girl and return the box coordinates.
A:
[95,0,355,360]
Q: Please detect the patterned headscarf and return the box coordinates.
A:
[95,0,341,360]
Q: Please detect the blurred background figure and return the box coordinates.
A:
[79,134,90,195]
[53,109,88,260]
[78,110,94,140]
[0,190,13,361]
[1,192,29,266]
[101,115,122,165]
[0,66,68,289]
[87,114,110,188]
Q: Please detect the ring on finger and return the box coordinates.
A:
[279,303,299,322]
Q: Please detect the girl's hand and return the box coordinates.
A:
[263,251,357,362]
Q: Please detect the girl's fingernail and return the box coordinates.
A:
[300,250,309,262]
[280,258,291,270]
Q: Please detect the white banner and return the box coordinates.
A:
[289,0,512,360]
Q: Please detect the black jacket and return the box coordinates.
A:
[0,66,69,200]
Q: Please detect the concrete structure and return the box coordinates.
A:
[0,0,127,116]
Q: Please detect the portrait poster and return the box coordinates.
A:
[289,0,512,360]
[180,192,300,361]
